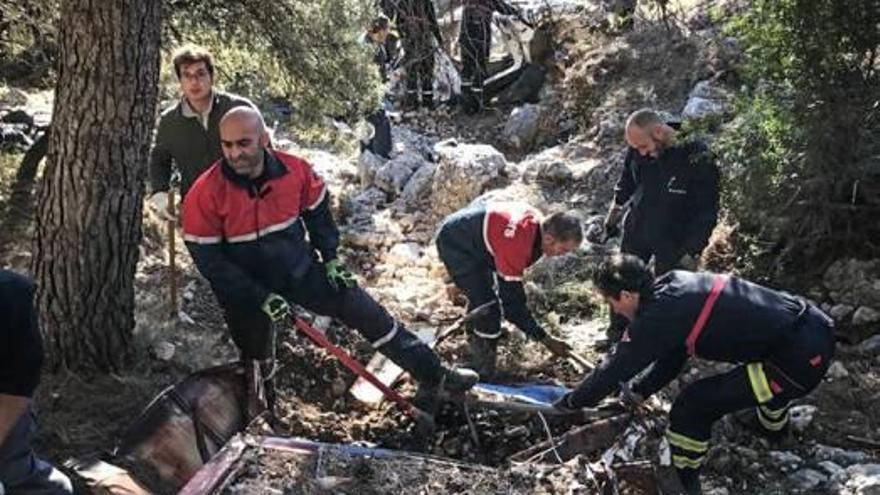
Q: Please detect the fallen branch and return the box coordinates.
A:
[509,414,631,464]
[846,434,880,449]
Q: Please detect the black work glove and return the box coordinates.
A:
[603,204,623,240]
[552,393,579,412]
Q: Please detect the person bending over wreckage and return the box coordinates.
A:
[553,254,835,494]
[436,201,583,376]
[182,107,478,420]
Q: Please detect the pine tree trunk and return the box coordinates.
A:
[32,0,162,371]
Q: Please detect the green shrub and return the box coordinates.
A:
[717,0,880,277]
[165,0,383,127]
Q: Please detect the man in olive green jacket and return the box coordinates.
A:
[147,44,255,220]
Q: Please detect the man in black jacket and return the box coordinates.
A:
[0,270,73,495]
[554,255,835,494]
[183,107,477,417]
[593,108,720,343]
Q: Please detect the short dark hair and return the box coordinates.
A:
[542,211,583,244]
[593,254,655,299]
[626,108,663,130]
[172,44,215,80]
[369,15,391,34]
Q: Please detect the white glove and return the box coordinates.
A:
[148,191,177,222]
[354,120,375,144]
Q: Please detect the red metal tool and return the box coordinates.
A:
[291,316,423,419]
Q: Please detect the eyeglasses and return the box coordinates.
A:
[181,69,210,82]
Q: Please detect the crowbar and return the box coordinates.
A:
[565,349,595,372]
[290,315,427,421]
[167,188,177,316]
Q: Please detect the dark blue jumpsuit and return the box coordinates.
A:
[558,271,835,489]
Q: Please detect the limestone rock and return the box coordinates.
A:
[400,162,437,209]
[375,152,426,196]
[682,80,732,121]
[824,259,880,308]
[814,445,871,467]
[789,405,818,432]
[853,306,880,325]
[430,140,507,219]
[831,304,856,323]
[830,463,880,495]
[391,126,436,160]
[386,242,422,266]
[788,469,826,492]
[502,103,552,152]
[358,150,386,187]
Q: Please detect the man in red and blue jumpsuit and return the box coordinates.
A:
[183,107,478,416]
[435,201,583,375]
[553,254,835,494]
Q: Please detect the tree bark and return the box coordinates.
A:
[32,0,162,371]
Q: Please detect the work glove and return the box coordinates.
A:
[147,191,177,222]
[585,223,606,244]
[261,293,290,322]
[552,393,579,412]
[678,253,698,271]
[354,119,375,144]
[603,203,623,240]
[325,259,357,291]
[541,333,574,358]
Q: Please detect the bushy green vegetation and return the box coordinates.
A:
[716,0,880,278]
[2,1,384,129]
[165,0,383,126]
[0,3,59,87]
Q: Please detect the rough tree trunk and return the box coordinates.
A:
[31,0,162,371]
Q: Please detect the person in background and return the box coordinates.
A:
[147,44,257,220]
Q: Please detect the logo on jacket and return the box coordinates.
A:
[667,176,687,195]
[504,218,518,238]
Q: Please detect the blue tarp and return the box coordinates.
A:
[473,382,571,407]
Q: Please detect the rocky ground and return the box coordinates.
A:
[1,0,879,494]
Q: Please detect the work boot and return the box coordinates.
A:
[244,360,267,422]
[676,469,702,495]
[441,366,480,393]
[732,408,791,443]
[412,367,479,414]
[467,333,499,377]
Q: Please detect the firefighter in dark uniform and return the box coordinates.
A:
[182,107,478,417]
[382,0,443,110]
[592,108,720,344]
[554,254,835,494]
[459,0,523,114]
[435,201,583,375]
